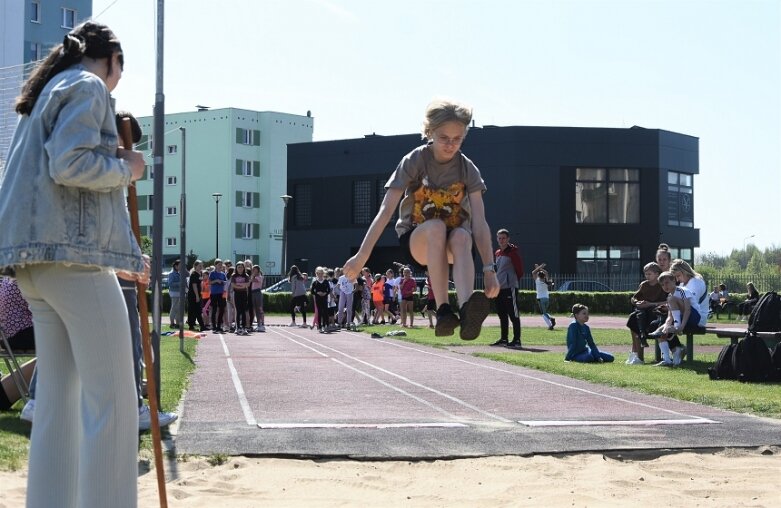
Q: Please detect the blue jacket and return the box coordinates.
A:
[0,65,143,274]
[168,270,182,293]
[565,321,601,361]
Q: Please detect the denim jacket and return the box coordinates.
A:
[168,270,181,293]
[0,65,144,274]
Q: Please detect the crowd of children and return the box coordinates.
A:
[179,258,266,335]
[177,259,440,335]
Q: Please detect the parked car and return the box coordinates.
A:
[160,271,171,290]
[262,278,313,294]
[556,280,613,292]
[412,276,456,296]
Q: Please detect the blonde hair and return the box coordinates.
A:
[422,99,473,140]
[670,259,701,280]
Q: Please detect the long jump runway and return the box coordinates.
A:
[174,326,781,458]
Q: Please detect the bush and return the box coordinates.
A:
[150,289,756,315]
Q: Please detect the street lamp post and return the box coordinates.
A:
[280,194,292,275]
[212,193,222,258]
[743,234,755,251]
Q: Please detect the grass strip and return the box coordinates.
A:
[365,324,781,419]
[0,332,197,471]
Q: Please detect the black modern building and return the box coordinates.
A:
[285,125,698,288]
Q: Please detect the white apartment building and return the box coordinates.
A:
[136,107,313,274]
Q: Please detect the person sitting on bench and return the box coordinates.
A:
[738,282,760,322]
[651,263,707,366]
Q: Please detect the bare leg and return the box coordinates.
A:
[408,220,449,307]
[447,227,474,308]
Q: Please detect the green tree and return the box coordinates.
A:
[746,252,767,274]
[140,235,152,256]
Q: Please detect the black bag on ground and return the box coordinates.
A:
[708,343,737,380]
[770,342,781,382]
[731,332,773,383]
[748,291,781,332]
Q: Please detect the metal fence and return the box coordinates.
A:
[261,272,779,294]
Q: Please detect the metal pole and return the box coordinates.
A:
[151,0,165,412]
[178,127,186,351]
[212,193,222,258]
[280,195,291,275]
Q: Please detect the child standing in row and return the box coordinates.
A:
[399,267,418,327]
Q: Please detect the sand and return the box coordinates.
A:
[1,447,779,507]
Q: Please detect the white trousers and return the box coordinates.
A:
[16,264,138,508]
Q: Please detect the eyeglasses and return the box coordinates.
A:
[435,134,464,146]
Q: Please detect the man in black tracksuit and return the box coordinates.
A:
[491,229,524,348]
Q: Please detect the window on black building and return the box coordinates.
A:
[294,184,311,227]
[576,245,640,277]
[666,171,693,227]
[575,168,639,224]
[353,180,372,224]
[376,179,396,222]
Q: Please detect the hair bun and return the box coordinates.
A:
[61,33,85,58]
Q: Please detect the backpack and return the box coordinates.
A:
[770,342,781,382]
[708,343,737,380]
[748,291,781,333]
[731,332,773,383]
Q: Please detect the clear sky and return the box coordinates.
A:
[93,0,780,256]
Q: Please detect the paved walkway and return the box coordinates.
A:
[171,319,781,460]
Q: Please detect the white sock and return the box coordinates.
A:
[659,341,672,362]
[671,310,681,328]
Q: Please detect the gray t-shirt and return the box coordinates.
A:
[385,144,486,237]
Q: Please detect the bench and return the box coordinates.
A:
[708,327,781,348]
[709,299,737,320]
[654,327,781,365]
[654,328,709,365]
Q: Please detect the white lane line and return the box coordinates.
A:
[259,422,467,429]
[340,331,714,422]
[270,327,513,423]
[329,357,465,421]
[217,332,257,426]
[519,418,720,427]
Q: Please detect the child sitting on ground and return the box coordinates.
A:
[565,304,614,363]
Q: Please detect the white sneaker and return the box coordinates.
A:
[158,411,178,428]
[20,399,35,423]
[672,346,687,366]
[257,325,265,332]
[139,405,179,430]
[139,405,152,430]
[629,356,645,365]
[654,360,673,367]
[289,322,296,327]
[625,353,637,364]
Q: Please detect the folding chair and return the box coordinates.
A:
[0,326,36,403]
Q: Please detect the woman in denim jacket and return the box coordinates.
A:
[0,22,145,508]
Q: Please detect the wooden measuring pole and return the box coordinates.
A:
[119,118,168,508]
